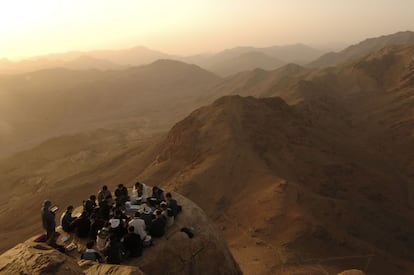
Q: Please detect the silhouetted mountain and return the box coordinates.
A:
[309,31,414,67]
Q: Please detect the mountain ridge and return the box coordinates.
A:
[309,31,414,67]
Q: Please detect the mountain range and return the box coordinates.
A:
[1,31,414,274]
[309,31,414,67]
[0,44,324,76]
[0,59,221,157]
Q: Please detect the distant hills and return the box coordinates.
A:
[183,43,325,76]
[0,43,324,76]
[0,60,221,157]
[309,31,414,67]
[0,46,171,74]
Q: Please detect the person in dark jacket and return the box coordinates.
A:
[150,210,166,238]
[41,200,56,244]
[104,235,123,264]
[61,205,76,232]
[114,184,129,205]
[123,226,143,257]
[151,186,165,203]
[89,214,105,241]
[98,185,111,204]
[139,204,153,231]
[72,211,91,238]
[165,192,181,217]
[98,197,111,221]
[84,195,97,216]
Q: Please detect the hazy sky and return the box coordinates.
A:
[1,0,414,60]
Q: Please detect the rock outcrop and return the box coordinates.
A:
[0,192,241,275]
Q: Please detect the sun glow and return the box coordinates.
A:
[0,0,414,60]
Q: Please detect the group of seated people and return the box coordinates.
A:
[60,182,182,264]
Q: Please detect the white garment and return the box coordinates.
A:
[109,218,120,228]
[132,183,148,203]
[128,218,147,240]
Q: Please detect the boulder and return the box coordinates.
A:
[0,192,241,275]
[0,242,83,274]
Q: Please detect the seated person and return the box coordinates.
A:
[89,214,105,241]
[81,241,102,262]
[72,211,91,238]
[150,210,166,238]
[123,226,143,257]
[60,205,76,232]
[114,184,129,204]
[84,195,97,216]
[97,185,111,204]
[160,202,174,228]
[151,186,165,203]
[128,212,147,240]
[132,181,148,203]
[104,235,123,265]
[109,211,127,239]
[165,192,181,217]
[96,222,111,252]
[139,204,153,230]
[98,196,111,221]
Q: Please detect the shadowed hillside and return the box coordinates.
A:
[137,93,414,274]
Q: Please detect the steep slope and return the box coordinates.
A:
[309,31,414,67]
[137,95,414,275]
[0,60,221,157]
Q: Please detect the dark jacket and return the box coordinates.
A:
[61,211,76,232]
[98,202,110,221]
[84,199,96,215]
[123,232,143,257]
[72,216,91,238]
[167,199,181,217]
[115,187,129,203]
[89,218,105,240]
[150,216,166,238]
[42,208,56,232]
[140,212,153,230]
[104,240,123,264]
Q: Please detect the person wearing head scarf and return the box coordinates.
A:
[41,200,56,244]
